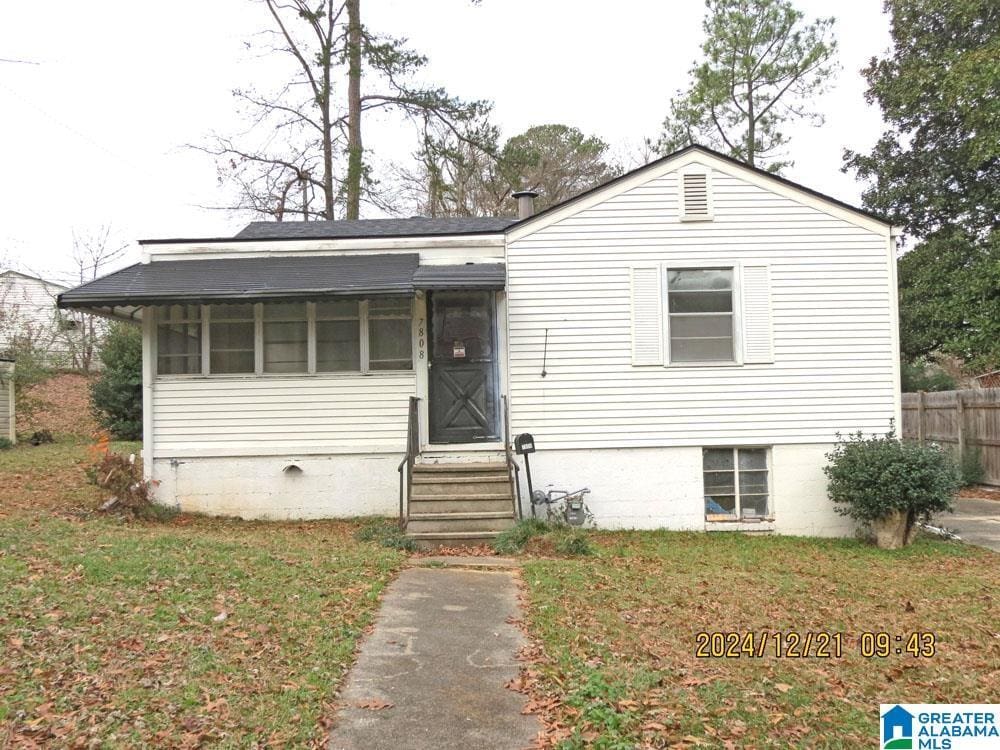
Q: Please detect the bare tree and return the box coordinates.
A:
[196,0,491,221]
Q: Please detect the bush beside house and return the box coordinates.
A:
[90,322,142,440]
[824,431,959,549]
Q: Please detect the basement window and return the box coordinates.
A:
[703,447,771,522]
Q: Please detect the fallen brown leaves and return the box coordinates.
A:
[513,531,1000,747]
[16,372,99,438]
[0,442,408,748]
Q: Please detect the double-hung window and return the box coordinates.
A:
[316,301,361,372]
[368,299,413,371]
[155,298,412,376]
[156,304,202,375]
[667,268,734,363]
[703,447,771,521]
[209,304,255,374]
[263,303,308,373]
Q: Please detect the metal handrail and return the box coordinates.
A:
[397,396,420,530]
[501,394,523,520]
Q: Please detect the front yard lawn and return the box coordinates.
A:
[520,531,999,749]
[0,441,405,747]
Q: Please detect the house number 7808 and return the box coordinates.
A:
[417,319,425,359]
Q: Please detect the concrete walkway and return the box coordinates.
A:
[950,497,1000,552]
[328,566,539,750]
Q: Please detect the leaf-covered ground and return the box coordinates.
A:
[0,441,405,747]
[518,531,999,749]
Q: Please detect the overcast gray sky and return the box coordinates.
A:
[0,0,891,283]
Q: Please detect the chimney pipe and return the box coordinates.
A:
[512,189,539,220]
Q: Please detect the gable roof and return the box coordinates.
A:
[0,269,68,291]
[141,216,515,245]
[134,144,886,247]
[506,144,891,234]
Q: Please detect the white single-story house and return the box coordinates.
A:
[0,357,14,443]
[59,145,901,543]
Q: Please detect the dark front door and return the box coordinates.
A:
[428,291,499,443]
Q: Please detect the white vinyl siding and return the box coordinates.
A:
[506,163,896,449]
[151,373,417,457]
[0,361,13,442]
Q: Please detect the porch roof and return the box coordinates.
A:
[57,254,506,310]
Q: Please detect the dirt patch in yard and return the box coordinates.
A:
[959,485,1000,501]
[16,372,100,438]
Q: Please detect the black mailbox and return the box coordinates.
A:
[514,433,536,455]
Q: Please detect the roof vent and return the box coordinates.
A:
[681,171,711,221]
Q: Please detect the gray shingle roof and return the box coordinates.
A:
[58,254,421,308]
[412,264,505,290]
[235,217,515,241]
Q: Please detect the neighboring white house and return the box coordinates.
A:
[1,270,106,370]
[0,357,13,443]
[58,145,901,540]
[1,271,68,354]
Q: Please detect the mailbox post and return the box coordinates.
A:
[514,433,537,512]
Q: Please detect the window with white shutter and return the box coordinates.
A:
[630,266,664,365]
[741,265,774,363]
[679,169,713,221]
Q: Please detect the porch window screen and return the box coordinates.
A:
[368,298,412,371]
[209,304,255,374]
[703,448,770,521]
[316,300,361,372]
[263,302,307,373]
[156,304,201,375]
[667,269,734,362]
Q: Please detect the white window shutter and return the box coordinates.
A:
[630,266,663,366]
[742,265,773,363]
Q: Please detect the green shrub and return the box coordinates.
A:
[553,528,595,556]
[900,359,957,393]
[959,446,985,487]
[0,437,13,450]
[354,518,417,552]
[492,518,550,554]
[824,430,959,534]
[90,322,142,440]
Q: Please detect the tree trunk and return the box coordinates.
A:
[872,510,910,550]
[746,79,755,168]
[345,0,363,220]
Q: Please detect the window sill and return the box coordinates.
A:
[667,361,743,368]
[154,371,415,381]
[705,518,775,533]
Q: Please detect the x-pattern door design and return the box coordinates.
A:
[428,291,499,443]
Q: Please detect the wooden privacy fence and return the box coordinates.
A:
[901,388,1000,486]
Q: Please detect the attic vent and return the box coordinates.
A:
[681,171,712,220]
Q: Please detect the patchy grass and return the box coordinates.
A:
[519,531,999,749]
[0,440,406,747]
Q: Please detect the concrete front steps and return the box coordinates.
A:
[406,461,517,549]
